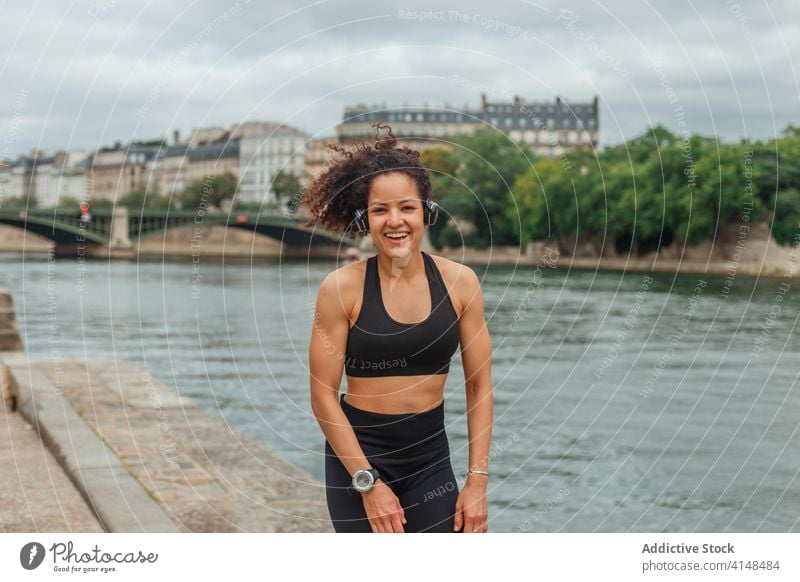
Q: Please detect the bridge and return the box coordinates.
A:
[0,207,358,257]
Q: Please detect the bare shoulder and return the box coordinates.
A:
[428,253,480,288]
[316,258,369,318]
[427,253,481,316]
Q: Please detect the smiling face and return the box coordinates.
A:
[366,172,426,259]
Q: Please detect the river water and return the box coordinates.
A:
[2,251,798,532]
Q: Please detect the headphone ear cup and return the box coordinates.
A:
[426,200,439,226]
[354,209,368,234]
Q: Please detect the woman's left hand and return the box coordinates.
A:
[453,476,488,532]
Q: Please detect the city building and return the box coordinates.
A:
[238,125,309,204]
[0,149,89,206]
[0,155,35,203]
[305,136,339,183]
[186,140,239,186]
[337,94,600,157]
[87,145,161,201]
[481,94,599,156]
[338,102,479,152]
[145,144,190,198]
[147,140,241,199]
[33,150,90,206]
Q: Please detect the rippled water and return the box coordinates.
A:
[2,252,799,532]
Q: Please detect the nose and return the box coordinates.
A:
[387,207,404,227]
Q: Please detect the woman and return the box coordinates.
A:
[303,123,493,533]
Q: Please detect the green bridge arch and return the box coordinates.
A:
[0,208,355,249]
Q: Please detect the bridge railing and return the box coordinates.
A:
[0,207,358,247]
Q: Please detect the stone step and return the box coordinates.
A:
[4,354,180,533]
[3,354,332,532]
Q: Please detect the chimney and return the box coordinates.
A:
[173,129,180,145]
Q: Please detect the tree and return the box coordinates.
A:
[1,194,37,208]
[427,123,800,254]
[771,188,800,245]
[180,172,238,211]
[117,188,149,209]
[421,129,534,249]
[451,129,534,247]
[512,157,562,247]
[423,146,470,248]
[271,170,302,209]
[56,196,80,209]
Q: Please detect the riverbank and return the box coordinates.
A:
[0,352,333,532]
[1,352,333,532]
[0,391,105,532]
[433,220,800,278]
[1,219,797,277]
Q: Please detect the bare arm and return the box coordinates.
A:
[308,270,371,477]
[453,265,493,533]
[309,269,407,532]
[458,266,493,478]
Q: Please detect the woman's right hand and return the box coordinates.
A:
[361,480,406,533]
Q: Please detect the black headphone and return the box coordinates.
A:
[353,198,439,235]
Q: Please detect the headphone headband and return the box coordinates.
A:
[353,199,439,235]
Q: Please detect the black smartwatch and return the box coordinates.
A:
[352,468,381,493]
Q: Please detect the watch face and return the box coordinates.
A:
[353,470,374,491]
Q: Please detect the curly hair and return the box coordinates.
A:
[301,121,433,236]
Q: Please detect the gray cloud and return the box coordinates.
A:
[0,0,797,158]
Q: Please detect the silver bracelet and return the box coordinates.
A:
[468,469,489,476]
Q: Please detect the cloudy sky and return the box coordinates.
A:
[1,0,797,158]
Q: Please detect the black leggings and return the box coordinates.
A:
[325,392,460,533]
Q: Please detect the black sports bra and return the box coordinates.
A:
[344,252,460,377]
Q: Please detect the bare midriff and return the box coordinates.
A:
[343,374,446,414]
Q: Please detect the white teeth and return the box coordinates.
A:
[385,233,408,239]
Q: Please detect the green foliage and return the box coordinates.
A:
[501,124,799,255]
[771,188,800,246]
[180,172,238,211]
[231,200,264,213]
[116,187,170,210]
[90,198,114,209]
[423,128,534,248]
[57,196,81,209]
[116,188,149,209]
[271,170,302,208]
[131,138,168,147]
[2,194,38,208]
